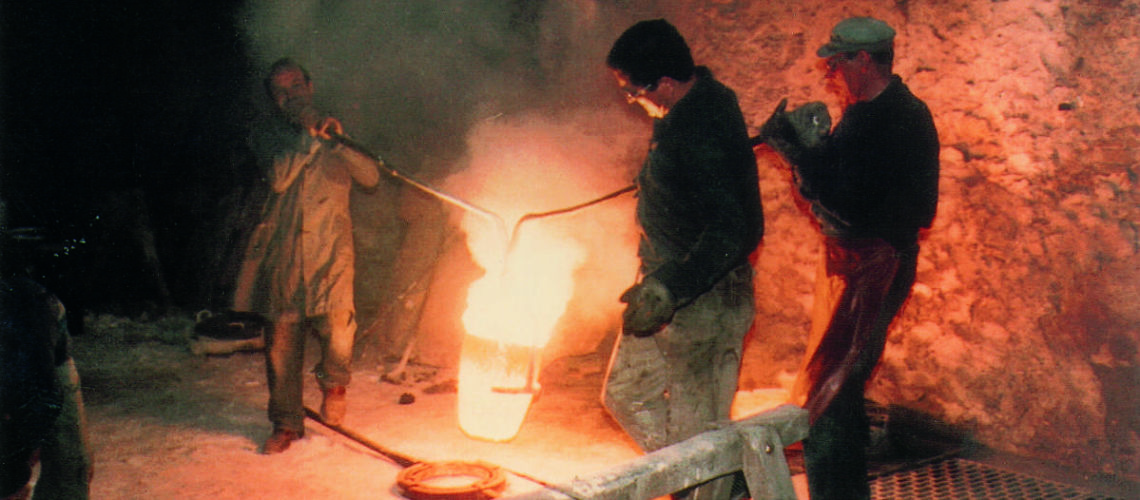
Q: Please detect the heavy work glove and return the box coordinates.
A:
[756,99,831,159]
[755,98,792,146]
[619,276,676,337]
[786,101,830,148]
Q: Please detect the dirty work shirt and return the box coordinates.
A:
[787,75,938,251]
[605,66,762,455]
[635,66,763,306]
[234,120,380,433]
[234,124,379,318]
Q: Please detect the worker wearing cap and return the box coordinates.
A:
[602,19,763,500]
[234,58,380,454]
[758,16,940,499]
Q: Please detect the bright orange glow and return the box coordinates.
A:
[443,113,641,442]
[457,212,585,441]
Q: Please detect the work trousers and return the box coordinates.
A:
[266,309,356,432]
[798,237,918,500]
[603,263,754,500]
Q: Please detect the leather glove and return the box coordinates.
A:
[619,276,676,337]
[756,98,792,146]
[760,100,831,161]
[786,101,830,148]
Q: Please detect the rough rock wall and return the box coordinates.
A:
[659,0,1140,479]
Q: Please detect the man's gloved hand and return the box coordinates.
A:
[619,276,676,337]
[786,101,830,148]
[759,100,831,160]
[756,98,792,145]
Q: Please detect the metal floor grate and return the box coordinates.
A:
[870,457,1123,500]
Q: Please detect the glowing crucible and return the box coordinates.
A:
[456,212,584,441]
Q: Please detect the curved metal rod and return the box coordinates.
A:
[327,132,636,262]
[507,184,637,253]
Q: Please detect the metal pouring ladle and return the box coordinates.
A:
[328,133,637,396]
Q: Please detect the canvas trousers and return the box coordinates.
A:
[603,263,754,500]
[266,309,356,432]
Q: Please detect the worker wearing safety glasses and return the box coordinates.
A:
[602,19,764,500]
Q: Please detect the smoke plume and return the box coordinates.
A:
[239,0,655,178]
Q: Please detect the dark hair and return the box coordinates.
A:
[606,19,695,88]
[263,58,311,98]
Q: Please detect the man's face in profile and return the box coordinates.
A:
[613,70,667,119]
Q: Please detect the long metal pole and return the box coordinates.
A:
[328,132,637,259]
[303,406,420,467]
[327,132,510,246]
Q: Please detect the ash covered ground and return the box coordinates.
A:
[70,313,648,499]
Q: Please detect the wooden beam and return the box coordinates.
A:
[509,404,808,500]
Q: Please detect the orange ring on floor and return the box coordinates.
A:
[396,460,507,500]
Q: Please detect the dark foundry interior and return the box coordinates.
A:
[2,0,1139,498]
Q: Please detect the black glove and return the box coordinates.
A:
[758,99,831,161]
[755,98,792,146]
[619,277,676,337]
[786,101,830,148]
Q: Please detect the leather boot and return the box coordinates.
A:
[320,386,347,426]
[262,427,303,454]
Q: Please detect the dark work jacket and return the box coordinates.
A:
[1,276,69,493]
[637,66,763,306]
[790,76,939,249]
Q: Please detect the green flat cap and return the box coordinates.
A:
[817,17,895,57]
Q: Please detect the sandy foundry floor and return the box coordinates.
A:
[65,320,804,500]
